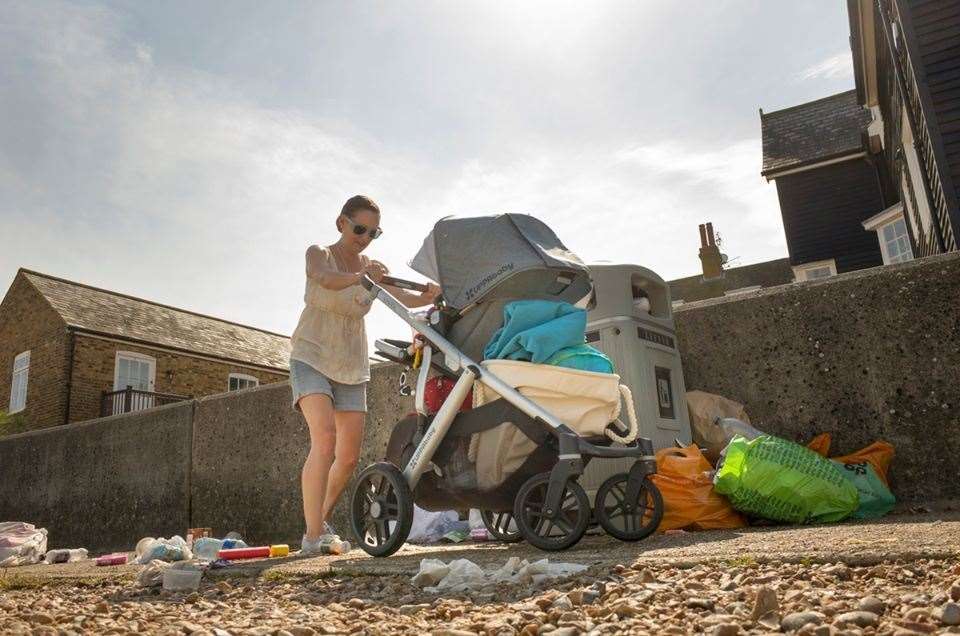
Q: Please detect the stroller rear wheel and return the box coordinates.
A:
[514,473,590,551]
[594,473,663,541]
[480,510,522,543]
[349,462,413,557]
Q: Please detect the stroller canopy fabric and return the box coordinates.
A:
[409,214,592,311]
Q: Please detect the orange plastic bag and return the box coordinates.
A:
[650,445,747,532]
[807,433,832,457]
[806,434,894,486]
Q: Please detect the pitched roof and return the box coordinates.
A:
[668,258,794,303]
[760,90,870,176]
[21,270,290,371]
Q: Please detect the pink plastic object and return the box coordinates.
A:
[96,553,128,566]
[217,546,270,560]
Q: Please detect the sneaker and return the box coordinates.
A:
[300,534,325,556]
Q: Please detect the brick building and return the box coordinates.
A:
[0,269,291,430]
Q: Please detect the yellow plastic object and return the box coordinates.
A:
[649,444,747,532]
[269,544,290,558]
[412,347,423,369]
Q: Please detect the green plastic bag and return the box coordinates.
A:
[832,460,896,519]
[714,435,859,524]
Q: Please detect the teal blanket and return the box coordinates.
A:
[483,300,613,373]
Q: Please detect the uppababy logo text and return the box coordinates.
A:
[465,263,515,300]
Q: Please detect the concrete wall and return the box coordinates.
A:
[674,251,960,503]
[0,401,193,553]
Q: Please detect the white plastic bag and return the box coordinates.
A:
[137,559,172,587]
[135,536,192,564]
[0,522,48,567]
[407,506,460,544]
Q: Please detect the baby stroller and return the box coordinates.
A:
[349,214,664,556]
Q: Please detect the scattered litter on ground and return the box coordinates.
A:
[0,522,48,567]
[136,559,171,587]
[42,548,88,564]
[411,557,589,592]
[407,506,469,544]
[96,553,128,566]
[162,561,204,592]
[134,535,192,564]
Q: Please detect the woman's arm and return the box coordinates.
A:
[306,245,385,290]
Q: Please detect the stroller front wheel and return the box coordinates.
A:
[594,473,663,541]
[514,473,590,551]
[349,462,414,557]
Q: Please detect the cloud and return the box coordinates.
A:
[0,0,787,357]
[799,52,853,81]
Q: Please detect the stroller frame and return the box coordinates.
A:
[351,276,661,555]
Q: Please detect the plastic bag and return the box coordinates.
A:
[650,445,746,532]
[806,434,895,487]
[714,435,859,524]
[833,460,896,519]
[135,536,192,564]
[686,391,756,464]
[407,506,465,544]
[0,522,48,567]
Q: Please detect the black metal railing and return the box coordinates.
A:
[100,387,191,417]
[881,0,957,254]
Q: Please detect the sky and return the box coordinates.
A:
[0,1,857,346]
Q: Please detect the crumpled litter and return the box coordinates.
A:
[412,557,588,592]
[137,559,172,587]
[0,522,48,568]
[134,536,192,564]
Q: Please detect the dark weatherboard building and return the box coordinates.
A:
[760,0,960,281]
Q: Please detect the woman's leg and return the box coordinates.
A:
[320,410,366,525]
[299,393,336,541]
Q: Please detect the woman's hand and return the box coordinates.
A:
[361,260,389,284]
[419,282,442,303]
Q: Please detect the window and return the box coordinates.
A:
[228,373,259,392]
[880,218,913,264]
[793,259,837,282]
[862,203,914,265]
[114,351,156,392]
[9,351,30,413]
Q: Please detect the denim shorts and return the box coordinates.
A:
[289,359,367,413]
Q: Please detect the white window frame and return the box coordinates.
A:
[9,350,30,414]
[793,259,837,282]
[228,373,259,392]
[862,203,914,265]
[113,351,156,392]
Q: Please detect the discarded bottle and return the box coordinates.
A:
[317,537,351,555]
[192,537,224,561]
[43,548,89,564]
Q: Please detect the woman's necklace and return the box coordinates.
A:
[330,242,361,273]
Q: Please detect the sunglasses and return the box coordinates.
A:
[343,216,383,239]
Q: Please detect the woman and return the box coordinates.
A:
[290,195,439,554]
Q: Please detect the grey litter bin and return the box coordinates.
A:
[579,262,693,502]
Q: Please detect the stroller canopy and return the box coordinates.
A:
[410,214,592,311]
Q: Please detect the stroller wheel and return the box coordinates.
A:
[514,473,590,551]
[349,462,414,557]
[594,473,663,542]
[480,510,522,543]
